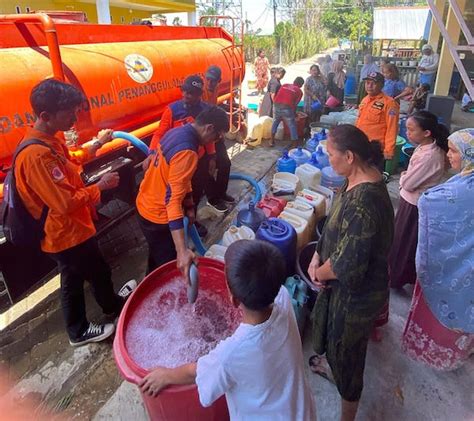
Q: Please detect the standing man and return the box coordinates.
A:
[270,77,304,146]
[356,71,400,171]
[136,107,229,279]
[12,79,135,347]
[202,65,235,212]
[418,44,439,88]
[144,75,214,236]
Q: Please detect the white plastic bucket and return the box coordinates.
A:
[272,172,301,195]
[222,225,255,247]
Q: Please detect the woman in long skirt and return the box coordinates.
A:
[402,128,474,370]
[388,111,448,289]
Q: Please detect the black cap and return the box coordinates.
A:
[205,65,222,81]
[181,75,204,94]
[363,71,385,84]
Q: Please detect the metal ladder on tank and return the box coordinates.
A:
[199,15,245,134]
[427,0,474,99]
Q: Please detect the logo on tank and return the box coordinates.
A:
[124,54,153,83]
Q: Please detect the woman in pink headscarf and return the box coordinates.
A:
[324,60,345,113]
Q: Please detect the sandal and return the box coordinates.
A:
[308,355,335,384]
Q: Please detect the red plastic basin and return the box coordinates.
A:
[113,258,230,421]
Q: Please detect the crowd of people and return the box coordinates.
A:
[3,45,472,420]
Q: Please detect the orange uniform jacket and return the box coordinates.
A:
[202,87,219,106]
[15,128,100,253]
[356,93,400,157]
[148,100,215,158]
[136,124,200,230]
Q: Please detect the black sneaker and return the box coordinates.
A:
[69,322,115,347]
[221,193,236,204]
[194,221,208,238]
[207,199,228,213]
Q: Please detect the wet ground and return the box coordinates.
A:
[1,54,473,420]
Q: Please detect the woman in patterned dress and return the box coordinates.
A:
[308,125,394,421]
[253,49,270,96]
[304,64,326,123]
[402,128,474,370]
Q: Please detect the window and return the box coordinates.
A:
[15,6,21,13]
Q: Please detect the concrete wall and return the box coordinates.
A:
[0,1,156,24]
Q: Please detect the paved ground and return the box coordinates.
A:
[1,53,473,420]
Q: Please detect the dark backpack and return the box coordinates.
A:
[1,139,52,247]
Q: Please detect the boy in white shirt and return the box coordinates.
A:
[139,239,317,420]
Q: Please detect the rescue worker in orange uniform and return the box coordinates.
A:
[202,65,235,213]
[356,71,400,171]
[143,75,215,237]
[15,79,136,347]
[136,106,229,280]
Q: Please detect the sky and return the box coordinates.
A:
[164,0,275,35]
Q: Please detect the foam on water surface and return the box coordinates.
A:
[125,276,242,370]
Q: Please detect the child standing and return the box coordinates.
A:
[388,111,448,289]
[139,239,316,420]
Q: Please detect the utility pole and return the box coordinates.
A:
[273,0,277,32]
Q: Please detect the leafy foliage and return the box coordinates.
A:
[321,3,372,43]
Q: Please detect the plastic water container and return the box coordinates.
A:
[275,122,285,141]
[272,172,301,196]
[260,116,273,139]
[288,147,311,167]
[276,150,297,174]
[284,275,310,337]
[284,200,316,234]
[321,166,346,193]
[222,225,255,246]
[296,189,326,220]
[399,116,407,140]
[113,258,231,421]
[344,72,357,95]
[204,244,228,262]
[305,134,320,153]
[310,185,334,216]
[256,218,297,275]
[295,164,322,190]
[236,201,266,233]
[279,210,310,250]
[257,195,287,218]
[248,121,263,146]
[314,146,329,169]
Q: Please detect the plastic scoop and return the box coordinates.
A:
[187,263,199,304]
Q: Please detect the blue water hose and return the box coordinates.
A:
[229,173,262,203]
[184,217,208,256]
[111,131,263,254]
[112,131,150,156]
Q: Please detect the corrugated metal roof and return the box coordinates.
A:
[373,7,430,40]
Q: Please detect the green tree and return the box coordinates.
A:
[321,2,372,44]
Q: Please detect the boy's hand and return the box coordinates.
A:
[139,367,171,397]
